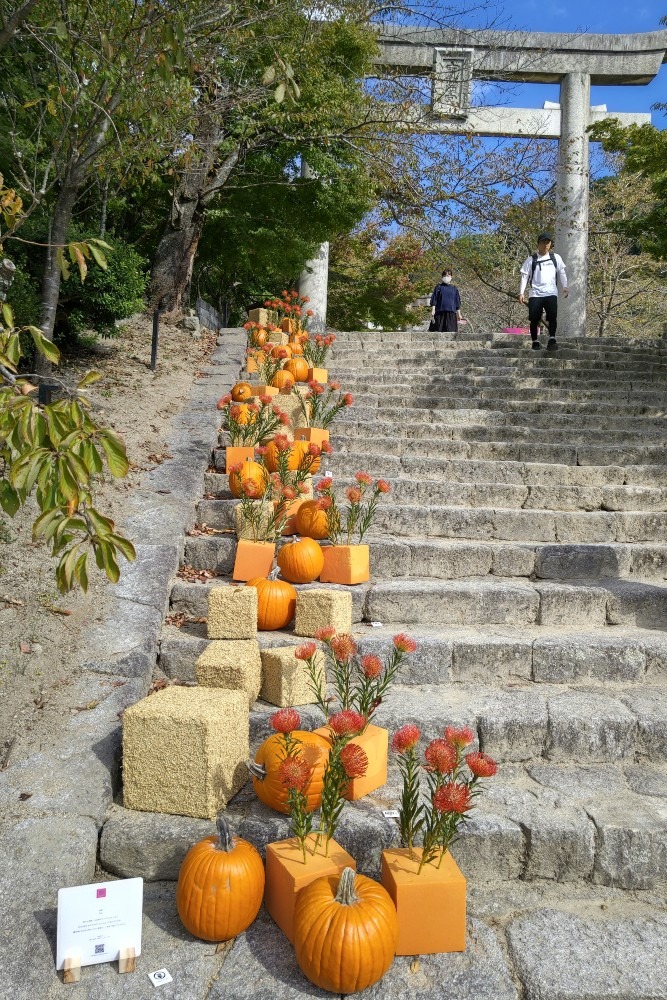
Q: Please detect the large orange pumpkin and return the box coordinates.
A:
[294,868,398,993]
[271,344,292,360]
[263,440,320,474]
[246,573,297,630]
[176,815,265,942]
[284,357,309,383]
[294,499,328,539]
[231,381,253,402]
[229,460,268,499]
[277,536,324,583]
[249,731,330,813]
[271,369,295,391]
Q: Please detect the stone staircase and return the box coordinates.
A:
[104,331,667,997]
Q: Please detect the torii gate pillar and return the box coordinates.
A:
[556,72,591,339]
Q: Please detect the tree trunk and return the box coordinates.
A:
[36,181,79,375]
[149,146,240,310]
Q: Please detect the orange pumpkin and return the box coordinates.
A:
[284,357,309,383]
[176,815,265,942]
[289,340,304,356]
[271,369,295,391]
[263,440,320,474]
[294,868,398,993]
[294,499,328,539]
[249,731,330,813]
[271,344,292,360]
[246,572,297,630]
[251,329,268,347]
[229,460,268,499]
[277,536,324,583]
[231,381,253,402]
[232,403,257,425]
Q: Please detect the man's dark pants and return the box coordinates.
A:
[528,295,558,340]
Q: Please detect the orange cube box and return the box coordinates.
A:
[281,318,297,334]
[225,446,254,470]
[319,544,370,585]
[293,427,330,447]
[264,836,356,943]
[307,367,328,383]
[314,724,388,800]
[381,848,466,955]
[246,355,259,373]
[250,384,279,398]
[232,539,276,582]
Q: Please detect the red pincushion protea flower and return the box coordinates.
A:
[465,752,498,778]
[320,440,333,454]
[306,309,314,317]
[329,381,341,390]
[316,476,333,492]
[376,479,391,494]
[278,412,290,425]
[445,725,476,749]
[259,394,273,405]
[311,383,325,395]
[278,755,311,792]
[424,738,457,775]
[216,393,232,409]
[342,393,354,406]
[314,625,336,641]
[316,495,332,510]
[346,486,363,504]
[328,709,366,737]
[273,433,291,452]
[330,634,358,663]
[308,443,321,456]
[241,480,263,499]
[256,445,268,457]
[282,485,297,500]
[355,471,373,485]
[391,723,421,752]
[340,742,368,779]
[361,654,382,679]
[227,461,243,474]
[295,642,317,660]
[434,781,472,814]
[229,405,243,421]
[271,707,301,734]
[393,633,417,653]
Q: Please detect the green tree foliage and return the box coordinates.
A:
[328,224,432,330]
[62,236,147,337]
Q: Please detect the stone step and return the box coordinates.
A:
[334,366,667,387]
[100,748,667,894]
[158,621,667,689]
[345,385,667,406]
[331,423,667,446]
[170,573,667,631]
[336,394,667,418]
[335,409,667,433]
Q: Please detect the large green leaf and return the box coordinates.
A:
[0,480,19,516]
[99,431,129,477]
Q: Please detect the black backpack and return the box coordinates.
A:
[531,252,557,283]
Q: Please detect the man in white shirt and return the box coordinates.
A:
[519,233,568,352]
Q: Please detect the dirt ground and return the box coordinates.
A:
[0,314,217,769]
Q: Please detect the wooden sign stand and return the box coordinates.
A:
[62,946,136,984]
[118,947,136,974]
[62,956,81,984]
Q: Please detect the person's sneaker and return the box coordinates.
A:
[546,337,558,352]
[531,340,541,351]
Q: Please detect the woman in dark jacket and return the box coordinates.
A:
[430,268,462,332]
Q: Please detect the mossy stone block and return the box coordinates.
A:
[195,639,262,705]
[123,686,248,819]
[294,588,353,637]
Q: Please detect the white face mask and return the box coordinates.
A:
[442,275,452,284]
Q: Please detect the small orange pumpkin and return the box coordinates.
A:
[289,340,304,356]
[229,460,268,499]
[249,731,330,813]
[271,369,295,391]
[251,329,268,347]
[246,571,297,630]
[263,440,320,474]
[294,868,398,993]
[284,357,309,383]
[231,381,253,402]
[176,815,265,942]
[271,344,293,360]
[294,499,328,539]
[232,403,257,425]
[277,536,324,583]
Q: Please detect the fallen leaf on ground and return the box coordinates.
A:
[19,641,33,654]
[18,792,32,801]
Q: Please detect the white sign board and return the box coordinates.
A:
[56,878,143,970]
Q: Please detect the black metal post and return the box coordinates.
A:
[150,308,160,371]
[38,383,57,406]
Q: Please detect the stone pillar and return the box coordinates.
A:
[555,72,590,339]
[298,159,328,332]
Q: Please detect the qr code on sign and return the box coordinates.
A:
[95,944,105,955]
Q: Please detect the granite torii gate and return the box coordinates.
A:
[299,28,667,337]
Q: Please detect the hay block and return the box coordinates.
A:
[196,639,262,705]
[266,331,289,345]
[278,388,309,430]
[208,585,258,638]
[248,307,269,325]
[294,588,353,637]
[122,686,248,819]
[233,502,272,541]
[261,646,325,707]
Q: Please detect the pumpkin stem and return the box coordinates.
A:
[246,760,266,780]
[215,814,234,852]
[335,867,359,906]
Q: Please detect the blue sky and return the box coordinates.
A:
[503,0,666,120]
